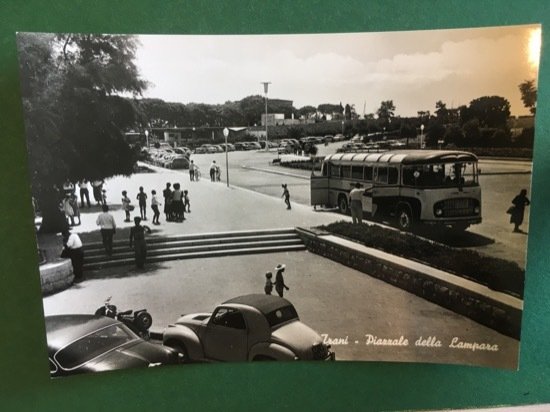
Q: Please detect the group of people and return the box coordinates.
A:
[60,179,108,226]
[209,160,222,182]
[264,264,290,297]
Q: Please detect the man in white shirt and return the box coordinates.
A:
[63,230,84,281]
[96,204,116,256]
[349,182,364,224]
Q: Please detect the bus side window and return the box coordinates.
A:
[376,167,388,184]
[364,166,373,182]
[388,167,398,185]
[342,166,351,178]
[351,166,363,180]
[321,162,327,176]
[329,164,340,178]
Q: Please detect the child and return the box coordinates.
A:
[281,184,291,210]
[264,272,273,295]
[101,188,107,206]
[183,190,191,213]
[69,193,81,225]
[137,186,148,220]
[151,190,161,225]
[121,190,132,222]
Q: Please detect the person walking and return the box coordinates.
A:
[69,193,81,226]
[78,180,91,208]
[129,216,151,269]
[137,186,148,220]
[121,190,132,222]
[151,190,161,225]
[264,272,273,295]
[172,183,185,222]
[91,179,104,205]
[274,264,290,297]
[62,195,75,226]
[62,229,84,282]
[349,182,364,224]
[62,179,75,197]
[101,188,107,206]
[510,189,530,233]
[209,160,217,182]
[96,204,116,256]
[281,184,291,210]
[163,183,173,221]
[189,160,195,182]
[183,190,191,213]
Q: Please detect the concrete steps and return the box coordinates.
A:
[83,228,305,270]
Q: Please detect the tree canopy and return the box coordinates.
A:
[518,79,537,115]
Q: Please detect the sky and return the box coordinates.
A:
[135,25,541,117]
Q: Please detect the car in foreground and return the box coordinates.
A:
[163,294,335,362]
[47,315,181,377]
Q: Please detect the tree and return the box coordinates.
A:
[297,105,317,119]
[18,33,146,232]
[377,100,395,126]
[344,104,352,120]
[435,100,449,123]
[467,96,510,129]
[518,79,537,115]
[317,103,343,118]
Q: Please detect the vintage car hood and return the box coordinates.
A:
[270,321,325,360]
[83,340,178,372]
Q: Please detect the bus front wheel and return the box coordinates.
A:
[397,206,413,231]
[338,195,349,214]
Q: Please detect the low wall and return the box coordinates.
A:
[296,227,522,339]
[38,233,74,295]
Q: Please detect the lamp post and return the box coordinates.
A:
[341,120,344,135]
[223,127,229,187]
[261,81,271,151]
[420,124,425,149]
[144,129,149,149]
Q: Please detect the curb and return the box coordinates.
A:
[295,227,522,339]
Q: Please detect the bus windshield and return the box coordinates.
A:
[402,162,478,188]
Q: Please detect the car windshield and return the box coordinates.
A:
[265,304,299,328]
[55,324,137,369]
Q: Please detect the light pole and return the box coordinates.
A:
[420,124,425,149]
[223,127,229,187]
[261,81,271,151]
[341,120,344,135]
[144,129,149,149]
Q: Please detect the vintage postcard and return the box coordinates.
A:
[16,25,539,376]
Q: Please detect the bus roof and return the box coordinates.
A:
[323,150,478,165]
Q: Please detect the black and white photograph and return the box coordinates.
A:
[16,25,540,376]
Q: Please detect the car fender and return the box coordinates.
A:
[248,342,297,361]
[163,325,204,360]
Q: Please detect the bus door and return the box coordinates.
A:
[354,165,374,216]
[310,162,330,208]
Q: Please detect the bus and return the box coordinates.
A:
[310,150,482,231]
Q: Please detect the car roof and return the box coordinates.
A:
[46,315,122,349]
[223,294,293,315]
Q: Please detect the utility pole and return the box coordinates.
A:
[261,81,271,151]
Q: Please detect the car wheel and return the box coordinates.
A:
[396,205,413,231]
[338,195,349,214]
[135,311,153,330]
[167,342,189,362]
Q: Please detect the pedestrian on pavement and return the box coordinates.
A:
[62,195,75,226]
[137,186,148,220]
[78,180,91,208]
[189,160,195,181]
[129,216,151,269]
[69,193,81,226]
[91,179,104,205]
[274,264,290,297]
[210,160,217,182]
[121,190,132,222]
[62,179,75,197]
[349,182,364,224]
[510,188,530,233]
[172,183,185,222]
[281,184,291,210]
[62,229,84,282]
[96,204,116,256]
[151,190,161,225]
[264,272,273,295]
[163,183,173,221]
[215,164,221,182]
[183,190,191,213]
[101,189,107,206]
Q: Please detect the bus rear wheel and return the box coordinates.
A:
[397,206,413,231]
[338,195,349,214]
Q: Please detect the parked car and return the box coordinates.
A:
[333,133,345,142]
[234,142,247,151]
[243,141,262,150]
[46,315,181,377]
[324,134,334,143]
[163,294,335,362]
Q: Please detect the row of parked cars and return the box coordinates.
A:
[47,294,335,377]
[146,146,191,169]
[337,139,407,153]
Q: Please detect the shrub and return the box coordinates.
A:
[318,221,524,297]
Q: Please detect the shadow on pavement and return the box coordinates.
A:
[83,261,171,281]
